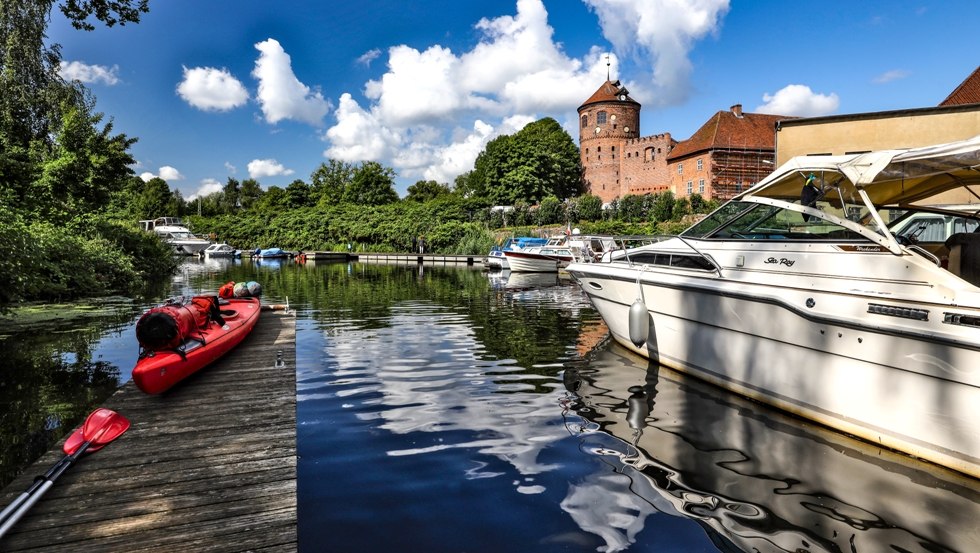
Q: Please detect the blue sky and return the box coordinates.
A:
[47,0,979,200]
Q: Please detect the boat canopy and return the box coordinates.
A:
[743,134,980,206]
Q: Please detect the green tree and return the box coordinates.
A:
[255,185,287,212]
[344,162,398,205]
[651,191,675,222]
[452,171,482,199]
[222,177,240,213]
[310,159,354,206]
[285,179,311,208]
[473,117,580,205]
[577,194,603,221]
[239,178,262,210]
[535,196,563,225]
[134,177,171,219]
[0,0,148,207]
[406,179,450,202]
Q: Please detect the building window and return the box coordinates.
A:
[687,181,693,195]
[611,146,616,152]
[597,146,601,152]
[597,111,607,124]
[677,163,683,175]
[696,158,703,171]
[644,147,655,162]
[581,115,588,128]
[698,179,705,194]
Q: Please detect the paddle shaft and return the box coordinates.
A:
[0,455,72,526]
[0,438,93,539]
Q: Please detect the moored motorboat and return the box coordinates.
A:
[567,135,980,479]
[132,291,261,394]
[139,216,212,255]
[202,243,241,258]
[485,237,549,270]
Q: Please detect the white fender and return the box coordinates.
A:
[628,299,649,347]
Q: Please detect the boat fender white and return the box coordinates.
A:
[628,299,649,348]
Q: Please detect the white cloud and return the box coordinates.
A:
[321,0,729,190]
[253,38,332,125]
[583,0,730,106]
[58,60,120,85]
[324,93,402,161]
[873,69,910,84]
[248,158,295,179]
[187,178,224,202]
[756,84,839,117]
[140,166,184,182]
[357,48,382,66]
[224,162,237,174]
[176,66,249,111]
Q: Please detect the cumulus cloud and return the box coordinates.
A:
[224,162,237,174]
[756,84,839,117]
[140,166,185,182]
[177,66,249,111]
[583,0,730,106]
[253,38,332,125]
[58,60,120,85]
[248,158,295,179]
[187,178,224,201]
[324,93,402,161]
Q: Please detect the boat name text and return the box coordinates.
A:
[764,257,796,267]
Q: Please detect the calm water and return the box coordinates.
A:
[2,257,980,552]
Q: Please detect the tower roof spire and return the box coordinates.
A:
[605,53,610,81]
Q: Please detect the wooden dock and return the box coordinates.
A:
[305,251,479,265]
[0,311,297,552]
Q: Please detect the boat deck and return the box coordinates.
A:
[0,311,297,552]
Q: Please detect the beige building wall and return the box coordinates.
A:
[775,104,980,165]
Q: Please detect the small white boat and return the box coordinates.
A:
[485,237,549,270]
[139,217,211,255]
[504,232,618,273]
[202,243,241,258]
[568,135,980,479]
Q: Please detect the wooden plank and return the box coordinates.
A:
[0,311,297,552]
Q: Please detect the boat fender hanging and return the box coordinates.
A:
[628,299,648,348]
[629,266,649,348]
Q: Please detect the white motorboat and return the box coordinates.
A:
[202,243,241,258]
[139,216,211,255]
[484,237,549,270]
[567,135,980,479]
[504,232,618,273]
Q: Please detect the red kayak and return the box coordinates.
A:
[132,296,261,394]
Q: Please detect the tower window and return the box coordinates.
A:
[697,158,703,171]
[645,147,655,162]
[597,111,607,124]
[581,115,588,128]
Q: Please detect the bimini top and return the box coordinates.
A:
[742,134,980,206]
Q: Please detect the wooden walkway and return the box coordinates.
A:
[0,311,297,552]
[305,251,480,265]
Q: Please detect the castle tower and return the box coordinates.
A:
[577,79,641,204]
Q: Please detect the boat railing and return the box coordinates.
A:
[604,235,674,265]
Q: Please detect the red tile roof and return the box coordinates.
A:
[579,80,640,109]
[940,66,980,106]
[667,106,786,160]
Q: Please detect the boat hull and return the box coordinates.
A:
[570,262,980,479]
[503,250,572,272]
[132,297,261,394]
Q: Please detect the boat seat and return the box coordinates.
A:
[944,233,980,286]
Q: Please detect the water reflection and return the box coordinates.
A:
[562,342,980,552]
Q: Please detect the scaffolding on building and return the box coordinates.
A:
[710,147,776,201]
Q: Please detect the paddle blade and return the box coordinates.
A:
[60,408,130,455]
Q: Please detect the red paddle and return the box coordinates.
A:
[0,409,130,538]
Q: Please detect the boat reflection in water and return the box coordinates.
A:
[561,342,980,553]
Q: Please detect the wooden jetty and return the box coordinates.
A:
[305,251,479,265]
[0,311,297,552]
